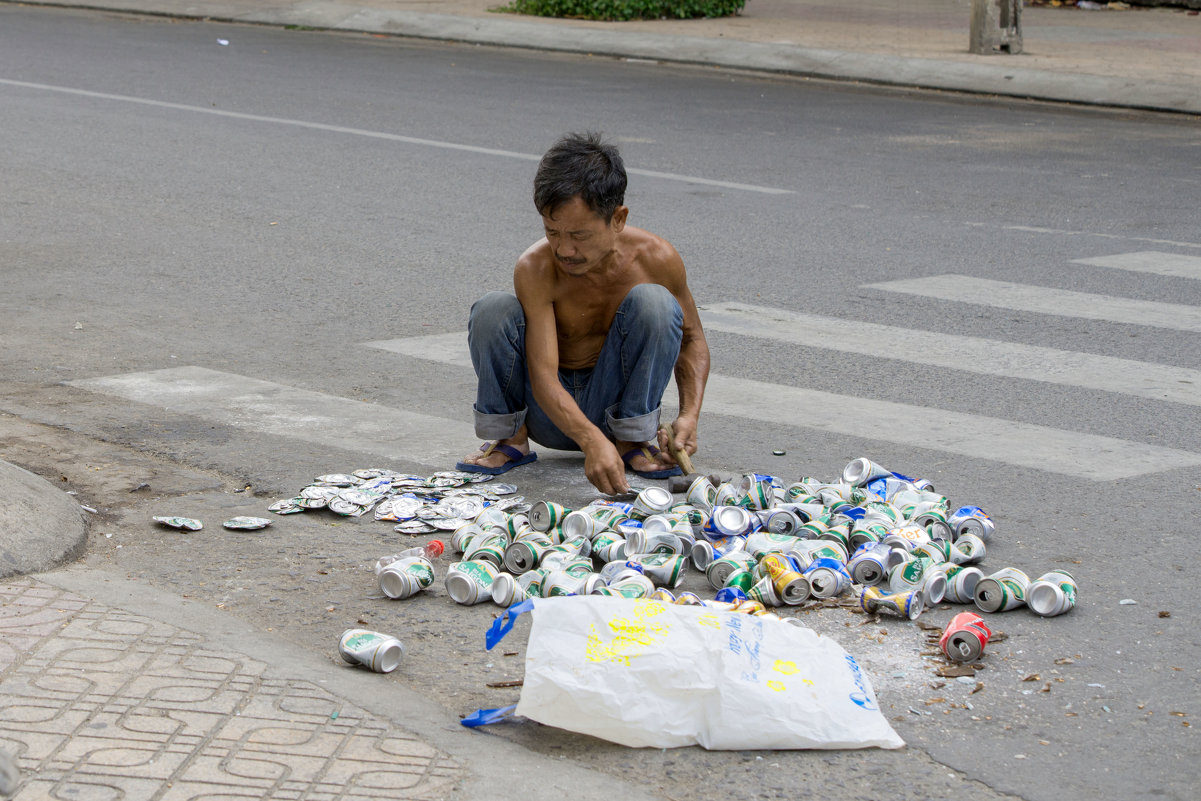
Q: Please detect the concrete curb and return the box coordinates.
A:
[6,0,1201,114]
[0,459,87,579]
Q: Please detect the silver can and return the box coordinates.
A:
[339,629,404,673]
[445,560,499,605]
[974,567,1030,613]
[377,556,435,600]
[942,565,984,604]
[490,571,531,607]
[1027,570,1077,617]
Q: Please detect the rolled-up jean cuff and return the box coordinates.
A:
[606,406,661,444]
[473,407,527,440]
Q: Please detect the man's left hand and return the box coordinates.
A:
[658,417,698,464]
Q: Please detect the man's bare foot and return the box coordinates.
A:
[615,440,679,476]
[459,431,531,472]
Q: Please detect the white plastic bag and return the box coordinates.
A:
[480,596,903,750]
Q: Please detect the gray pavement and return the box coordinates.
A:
[6,0,1201,113]
[1,0,1199,796]
[0,565,662,801]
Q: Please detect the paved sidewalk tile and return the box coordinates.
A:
[0,577,462,800]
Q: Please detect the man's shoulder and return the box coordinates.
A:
[515,239,555,275]
[624,226,683,274]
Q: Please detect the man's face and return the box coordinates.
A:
[542,195,627,276]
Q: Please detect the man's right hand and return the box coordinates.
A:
[583,439,630,496]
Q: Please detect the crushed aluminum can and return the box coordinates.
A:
[490,571,530,606]
[624,528,683,557]
[625,553,687,588]
[950,531,987,564]
[974,567,1030,613]
[599,574,655,599]
[378,556,435,600]
[847,542,891,586]
[939,612,992,663]
[1027,570,1077,617]
[803,557,853,598]
[445,560,499,605]
[942,565,984,604]
[842,457,894,487]
[529,500,570,532]
[860,585,924,620]
[747,573,783,607]
[503,537,552,574]
[222,516,271,530]
[790,539,848,565]
[153,516,203,531]
[949,505,995,542]
[887,556,935,594]
[757,508,802,536]
[630,486,674,519]
[738,474,774,511]
[705,551,757,589]
[760,553,811,605]
[339,628,404,673]
[706,505,757,538]
[685,474,717,511]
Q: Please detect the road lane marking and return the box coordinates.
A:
[966,223,1201,251]
[698,302,1201,406]
[365,333,471,367]
[1072,251,1201,281]
[67,366,476,468]
[366,335,1201,480]
[0,77,792,196]
[864,274,1201,333]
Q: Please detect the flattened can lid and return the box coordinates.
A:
[153,516,203,531]
[267,499,305,515]
[327,498,367,517]
[315,474,359,487]
[394,520,437,535]
[222,516,272,530]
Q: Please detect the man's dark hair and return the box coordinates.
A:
[533,132,627,223]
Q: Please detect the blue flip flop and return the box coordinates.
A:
[621,445,682,480]
[456,442,538,475]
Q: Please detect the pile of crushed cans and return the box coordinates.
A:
[272,458,1077,671]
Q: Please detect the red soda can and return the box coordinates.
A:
[939,611,992,663]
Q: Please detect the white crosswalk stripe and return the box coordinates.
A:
[865,274,1201,332]
[697,302,1201,406]
[1072,251,1201,281]
[68,366,476,468]
[364,334,1201,481]
[70,260,1201,484]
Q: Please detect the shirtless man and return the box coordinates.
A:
[456,132,709,496]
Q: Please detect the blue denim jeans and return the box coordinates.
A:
[468,285,684,451]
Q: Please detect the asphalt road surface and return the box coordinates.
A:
[1,6,1199,801]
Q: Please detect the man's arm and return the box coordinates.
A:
[515,254,631,495]
[653,244,710,461]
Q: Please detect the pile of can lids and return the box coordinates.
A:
[267,469,530,529]
[274,459,1077,670]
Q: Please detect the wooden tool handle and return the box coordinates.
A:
[659,423,695,476]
